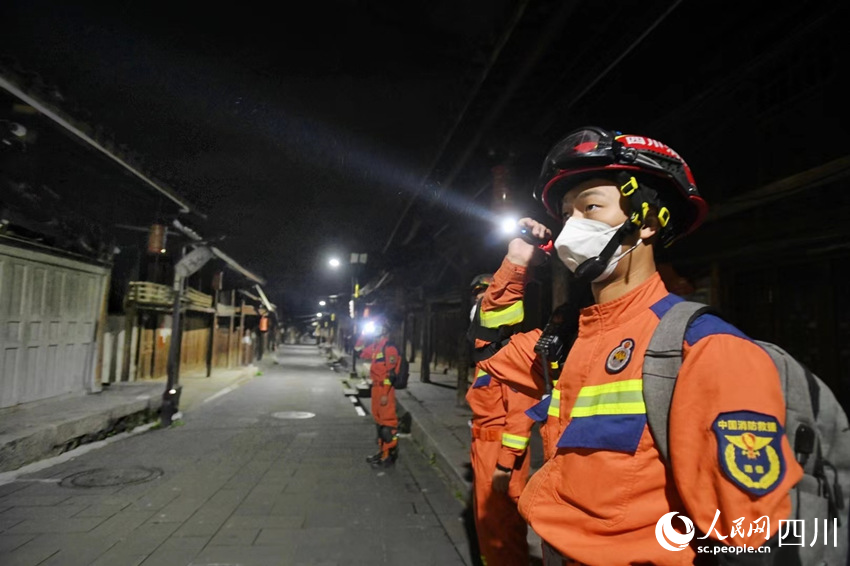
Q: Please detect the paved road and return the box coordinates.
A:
[0,345,471,566]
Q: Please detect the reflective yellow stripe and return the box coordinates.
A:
[501,433,530,449]
[476,368,488,377]
[547,388,561,417]
[572,390,644,408]
[571,402,646,417]
[383,378,392,385]
[578,379,642,396]
[479,301,524,328]
[570,379,646,417]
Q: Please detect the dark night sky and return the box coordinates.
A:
[4,1,848,318]
[1,0,517,313]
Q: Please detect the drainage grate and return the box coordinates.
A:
[60,467,163,488]
[271,411,315,419]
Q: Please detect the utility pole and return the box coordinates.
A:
[206,272,221,377]
[160,231,213,427]
[421,300,432,383]
[350,271,359,378]
[349,252,367,378]
[227,290,235,367]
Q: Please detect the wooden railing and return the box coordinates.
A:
[215,304,259,317]
[184,287,213,309]
[127,281,214,311]
[127,281,172,306]
[127,282,259,316]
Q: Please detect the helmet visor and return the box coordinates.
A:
[538,127,616,182]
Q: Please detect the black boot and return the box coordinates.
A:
[371,447,398,468]
[365,451,383,464]
[371,455,395,468]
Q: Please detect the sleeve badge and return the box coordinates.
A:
[712,411,786,496]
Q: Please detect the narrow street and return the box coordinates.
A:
[0,345,470,566]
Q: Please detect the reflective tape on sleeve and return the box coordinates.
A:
[501,432,530,450]
[547,387,561,417]
[479,301,524,328]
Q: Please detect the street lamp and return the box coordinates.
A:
[319,300,326,306]
[328,252,367,377]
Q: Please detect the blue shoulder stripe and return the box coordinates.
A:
[649,294,751,346]
[649,293,684,319]
[684,314,750,347]
[525,396,551,422]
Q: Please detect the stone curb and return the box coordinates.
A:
[0,395,162,473]
[396,392,471,499]
[0,365,259,474]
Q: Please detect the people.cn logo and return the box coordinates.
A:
[655,512,696,551]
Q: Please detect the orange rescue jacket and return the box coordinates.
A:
[468,259,539,471]
[487,270,802,565]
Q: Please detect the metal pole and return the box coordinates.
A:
[161,255,185,426]
[92,271,111,391]
[206,288,218,377]
[238,298,246,366]
[227,290,236,368]
[121,304,135,381]
[350,272,358,378]
[421,301,432,383]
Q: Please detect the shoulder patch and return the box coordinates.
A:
[713,411,785,496]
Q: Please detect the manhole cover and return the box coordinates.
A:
[60,467,163,488]
[271,411,315,419]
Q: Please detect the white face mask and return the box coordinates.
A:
[554,217,641,283]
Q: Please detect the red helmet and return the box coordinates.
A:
[533,126,708,243]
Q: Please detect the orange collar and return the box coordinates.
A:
[578,272,667,335]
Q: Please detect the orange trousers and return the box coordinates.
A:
[470,429,529,566]
[371,386,398,458]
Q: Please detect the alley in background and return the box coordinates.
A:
[0,345,470,566]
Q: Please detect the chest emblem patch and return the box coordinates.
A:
[605,339,635,374]
[713,411,785,495]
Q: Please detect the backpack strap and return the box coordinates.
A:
[643,300,719,464]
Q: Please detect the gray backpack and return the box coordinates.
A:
[643,301,849,564]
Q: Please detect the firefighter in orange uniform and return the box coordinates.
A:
[359,317,402,468]
[466,273,539,566]
[473,239,592,466]
[481,127,803,565]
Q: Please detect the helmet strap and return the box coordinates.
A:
[615,171,676,248]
